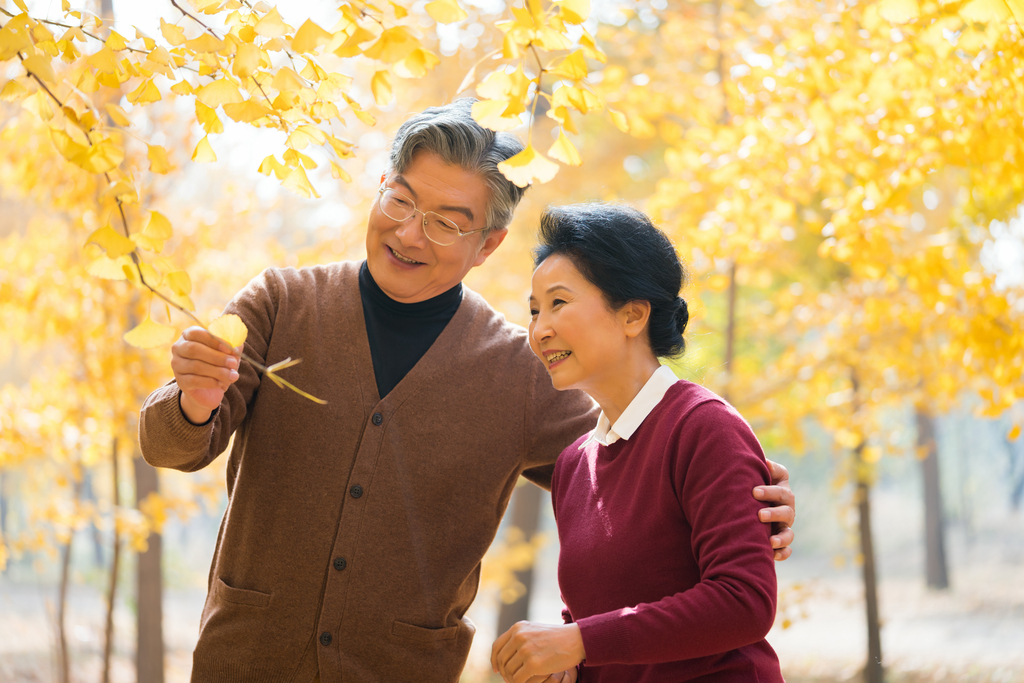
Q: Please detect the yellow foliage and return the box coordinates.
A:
[208,313,248,348]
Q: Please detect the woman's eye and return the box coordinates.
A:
[529,309,539,317]
[552,299,566,307]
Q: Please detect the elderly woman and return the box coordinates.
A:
[491,204,784,683]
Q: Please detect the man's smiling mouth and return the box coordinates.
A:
[389,246,424,265]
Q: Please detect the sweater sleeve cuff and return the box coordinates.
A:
[140,383,217,467]
[576,611,631,667]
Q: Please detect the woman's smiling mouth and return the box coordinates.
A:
[545,350,572,366]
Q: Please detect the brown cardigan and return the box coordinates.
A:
[139,261,598,683]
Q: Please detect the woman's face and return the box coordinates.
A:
[528,254,632,393]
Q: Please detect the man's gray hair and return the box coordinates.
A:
[388,99,527,233]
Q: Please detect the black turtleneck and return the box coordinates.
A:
[359,261,463,399]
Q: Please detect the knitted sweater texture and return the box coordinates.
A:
[552,381,783,683]
[139,261,597,683]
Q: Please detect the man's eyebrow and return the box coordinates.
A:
[392,175,475,223]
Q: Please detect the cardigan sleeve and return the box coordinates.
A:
[575,401,777,665]
[520,351,598,491]
[138,268,279,472]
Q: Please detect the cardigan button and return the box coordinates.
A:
[372,412,383,426]
[320,632,332,646]
[350,485,364,499]
[333,557,347,571]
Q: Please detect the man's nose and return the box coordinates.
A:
[394,212,428,245]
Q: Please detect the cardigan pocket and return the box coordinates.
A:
[390,620,459,642]
[214,576,272,608]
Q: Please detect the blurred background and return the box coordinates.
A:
[1,0,1023,681]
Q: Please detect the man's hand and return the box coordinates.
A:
[171,326,242,425]
[491,622,585,683]
[754,458,796,561]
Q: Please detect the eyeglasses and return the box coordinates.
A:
[377,186,488,247]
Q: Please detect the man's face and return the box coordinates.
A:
[365,151,508,303]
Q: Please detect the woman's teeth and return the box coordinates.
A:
[548,351,571,364]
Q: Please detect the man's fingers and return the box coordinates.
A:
[774,546,793,561]
[753,484,795,508]
[771,526,794,549]
[181,325,235,353]
[758,503,795,526]
[765,458,790,485]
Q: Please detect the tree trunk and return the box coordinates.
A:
[102,438,122,683]
[855,443,883,683]
[496,483,543,635]
[0,471,8,575]
[56,478,83,683]
[916,410,949,589]
[723,261,737,403]
[134,455,165,683]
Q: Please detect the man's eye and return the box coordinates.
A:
[529,309,539,316]
[393,198,411,207]
[434,217,460,233]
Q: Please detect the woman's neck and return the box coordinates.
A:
[584,350,662,426]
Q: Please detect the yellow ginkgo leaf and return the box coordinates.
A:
[185,33,226,53]
[124,317,178,349]
[291,19,332,53]
[555,0,590,23]
[331,162,352,182]
[73,141,125,173]
[127,79,162,105]
[471,98,522,132]
[960,0,1011,21]
[159,19,187,46]
[425,0,468,24]
[878,0,920,23]
[285,125,327,150]
[133,211,173,252]
[362,26,419,64]
[608,107,630,133]
[281,165,321,199]
[166,271,192,297]
[223,100,273,123]
[196,78,243,108]
[233,43,262,78]
[148,144,172,174]
[86,225,136,257]
[394,48,441,79]
[104,102,131,126]
[371,70,393,106]
[192,136,217,163]
[195,101,224,134]
[106,30,128,50]
[548,130,582,166]
[87,254,132,280]
[1010,424,1022,441]
[549,50,588,82]
[254,7,292,38]
[22,55,56,84]
[497,144,559,188]
[0,79,31,101]
[208,313,248,348]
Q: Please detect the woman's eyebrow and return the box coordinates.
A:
[546,285,572,295]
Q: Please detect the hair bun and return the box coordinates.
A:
[674,296,689,335]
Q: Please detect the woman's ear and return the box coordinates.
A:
[620,300,652,339]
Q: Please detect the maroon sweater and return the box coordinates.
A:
[551,381,783,683]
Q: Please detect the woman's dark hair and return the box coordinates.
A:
[534,203,689,358]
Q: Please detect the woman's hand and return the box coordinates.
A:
[754,458,796,561]
[491,621,585,683]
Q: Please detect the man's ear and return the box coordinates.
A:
[472,228,509,268]
[620,300,652,339]
[380,173,386,185]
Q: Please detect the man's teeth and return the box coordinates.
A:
[548,351,571,363]
[392,248,421,264]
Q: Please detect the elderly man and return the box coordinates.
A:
[139,99,795,683]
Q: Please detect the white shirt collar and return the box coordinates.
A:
[579,365,679,449]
